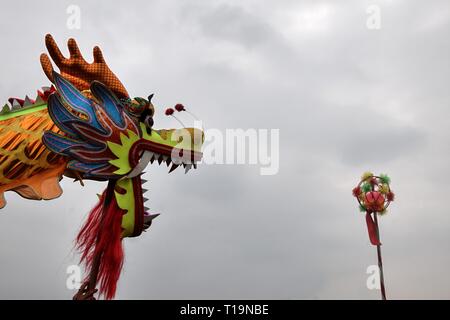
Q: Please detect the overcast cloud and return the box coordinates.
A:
[0,0,449,299]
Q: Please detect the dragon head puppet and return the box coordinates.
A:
[0,34,203,299]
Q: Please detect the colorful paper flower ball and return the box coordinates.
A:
[352,172,395,214]
[365,191,385,212]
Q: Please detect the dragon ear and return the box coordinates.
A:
[52,72,87,106]
[52,72,97,121]
[90,81,126,128]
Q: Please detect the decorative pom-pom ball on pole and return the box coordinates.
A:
[352,172,395,300]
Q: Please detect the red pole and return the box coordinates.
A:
[373,212,386,300]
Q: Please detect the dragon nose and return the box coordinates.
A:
[172,127,204,147]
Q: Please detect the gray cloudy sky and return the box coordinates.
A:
[0,0,449,299]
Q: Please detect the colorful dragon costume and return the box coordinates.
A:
[0,35,203,299]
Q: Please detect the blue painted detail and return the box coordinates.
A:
[52,72,104,132]
[67,160,108,173]
[47,93,80,137]
[90,81,125,127]
[42,73,132,179]
[43,131,103,155]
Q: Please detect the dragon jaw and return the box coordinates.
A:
[112,126,204,238]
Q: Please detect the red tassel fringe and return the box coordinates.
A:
[76,188,125,299]
[365,212,381,246]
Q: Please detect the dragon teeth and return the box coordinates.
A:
[144,213,160,224]
[125,151,152,178]
[169,163,179,173]
[147,152,154,164]
[143,197,149,203]
[142,188,149,193]
[185,164,192,174]
[144,206,150,211]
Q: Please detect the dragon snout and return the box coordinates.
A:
[125,127,203,178]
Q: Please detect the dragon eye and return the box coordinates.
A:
[144,115,154,129]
